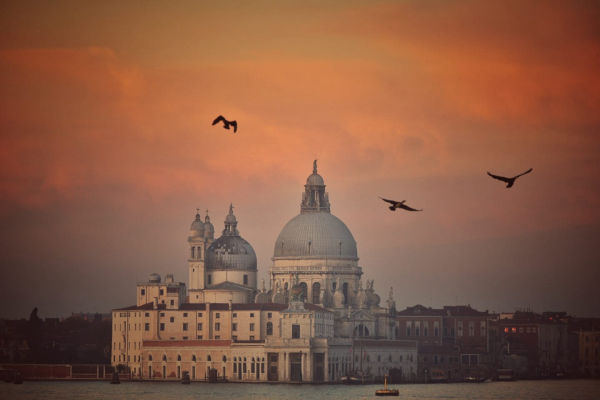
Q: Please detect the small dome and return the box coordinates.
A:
[225,204,237,225]
[205,236,257,270]
[205,205,256,271]
[204,214,214,239]
[306,173,324,186]
[190,211,205,236]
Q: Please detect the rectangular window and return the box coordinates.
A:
[198,313,203,317]
[243,274,248,285]
[159,289,164,295]
[249,335,254,340]
[183,336,188,340]
[183,313,188,317]
[144,323,150,331]
[170,316,175,323]
[183,323,188,331]
[216,313,220,319]
[207,275,212,285]
[141,289,145,295]
[233,313,237,318]
[292,324,300,338]
[232,335,237,341]
[160,323,165,331]
[249,323,255,331]
[215,335,220,339]
[250,313,254,318]
[170,300,174,306]
[268,313,272,319]
[197,335,203,339]
[215,322,220,331]
[232,323,237,331]
[160,312,165,317]
[145,312,150,317]
[197,323,203,330]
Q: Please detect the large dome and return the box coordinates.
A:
[206,235,257,270]
[273,212,358,259]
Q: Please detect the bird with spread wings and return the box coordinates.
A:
[212,115,237,133]
[487,168,533,188]
[379,197,423,212]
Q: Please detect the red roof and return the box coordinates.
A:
[143,340,232,347]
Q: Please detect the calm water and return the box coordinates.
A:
[1,380,600,400]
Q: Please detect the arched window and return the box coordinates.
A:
[312,282,321,304]
[222,355,227,362]
[207,354,211,362]
[177,354,181,361]
[191,247,195,258]
[354,324,370,337]
[266,322,273,336]
[342,282,349,305]
[149,354,153,361]
[192,355,196,362]
[162,354,167,361]
[299,282,307,301]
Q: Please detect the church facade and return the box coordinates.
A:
[112,162,417,382]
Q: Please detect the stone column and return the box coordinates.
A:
[301,352,305,382]
[324,350,329,382]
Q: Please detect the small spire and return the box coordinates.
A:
[313,159,318,174]
[229,203,234,215]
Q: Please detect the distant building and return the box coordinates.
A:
[112,162,417,382]
[394,304,490,381]
[568,318,600,377]
[491,311,569,378]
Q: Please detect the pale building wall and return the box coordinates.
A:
[208,270,257,289]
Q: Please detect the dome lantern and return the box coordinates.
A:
[301,160,330,213]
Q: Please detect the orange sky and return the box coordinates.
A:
[1,0,599,318]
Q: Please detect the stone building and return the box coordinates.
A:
[112,161,417,382]
[394,304,491,381]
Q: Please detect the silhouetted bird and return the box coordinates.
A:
[379,197,423,212]
[212,115,237,133]
[487,168,533,188]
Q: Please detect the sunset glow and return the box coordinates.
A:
[1,0,599,318]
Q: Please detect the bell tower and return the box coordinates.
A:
[188,209,214,302]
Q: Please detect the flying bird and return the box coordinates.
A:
[487,168,533,188]
[379,197,423,212]
[212,115,237,133]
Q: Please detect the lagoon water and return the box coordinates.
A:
[2,380,600,400]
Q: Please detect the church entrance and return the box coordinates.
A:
[289,353,302,382]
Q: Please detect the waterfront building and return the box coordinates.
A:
[112,162,417,382]
[394,304,491,381]
[491,311,569,378]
